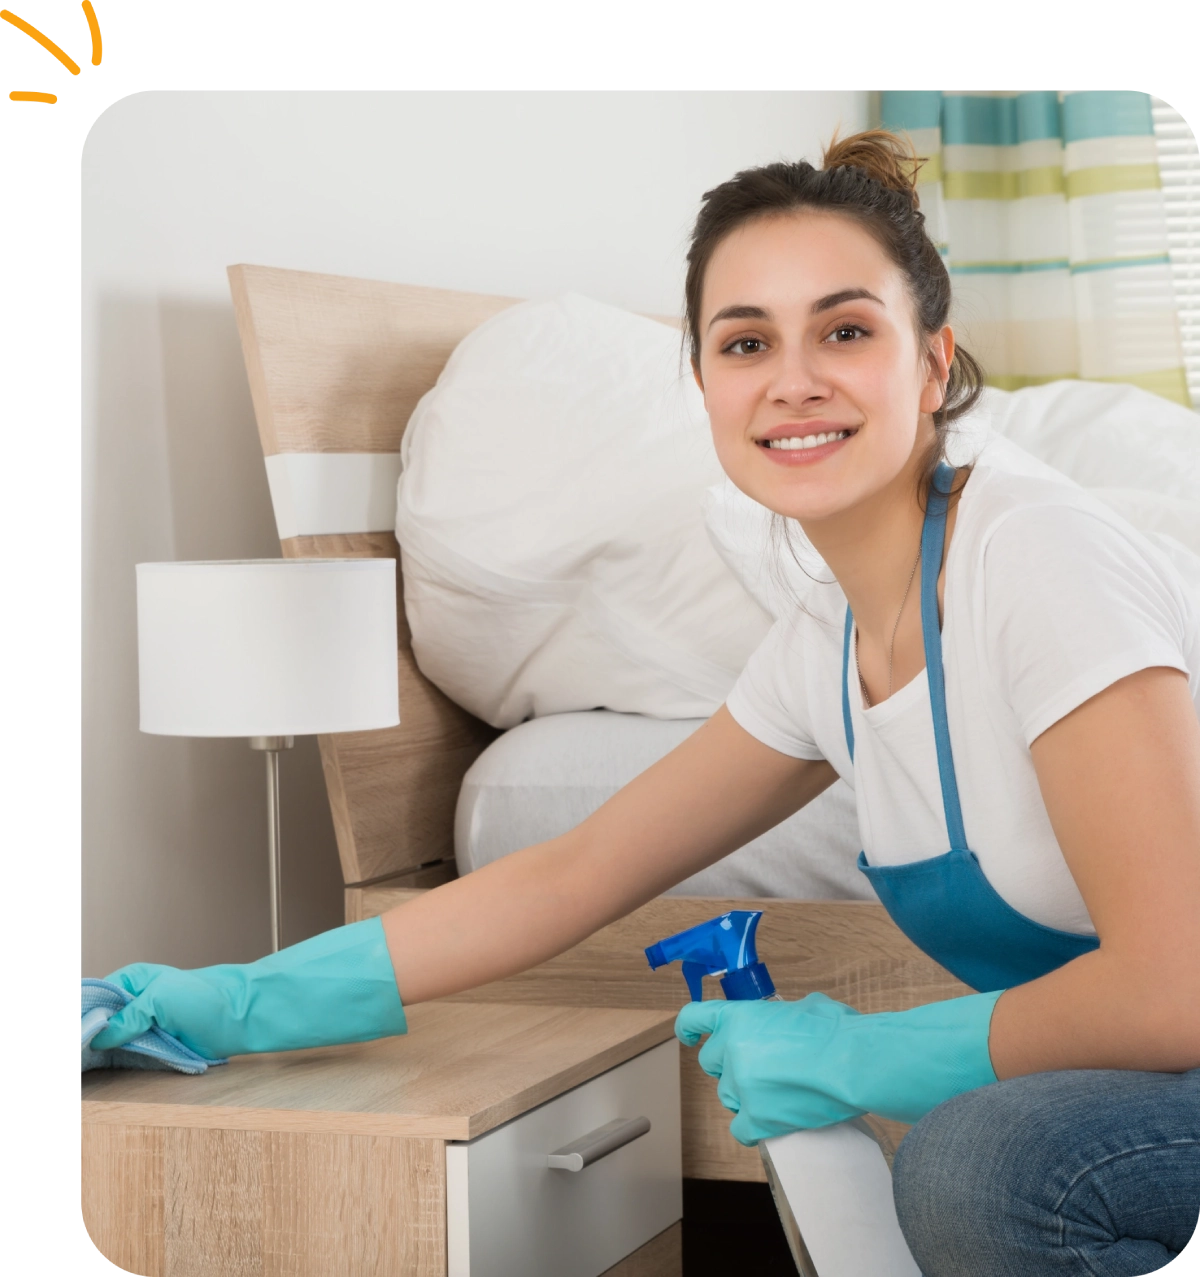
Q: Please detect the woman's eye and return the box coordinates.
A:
[724,337,765,355]
[825,325,866,344]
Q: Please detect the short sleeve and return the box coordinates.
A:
[981,503,1191,745]
[725,614,826,760]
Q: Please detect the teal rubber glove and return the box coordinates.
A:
[675,989,1002,1145]
[88,917,407,1060]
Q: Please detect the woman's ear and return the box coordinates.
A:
[692,358,704,394]
[919,325,955,414]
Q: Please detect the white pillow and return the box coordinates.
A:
[988,379,1200,497]
[395,294,772,728]
[705,382,1200,619]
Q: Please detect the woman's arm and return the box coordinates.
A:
[989,665,1200,1077]
[91,707,833,1060]
[382,706,837,1004]
[666,666,1200,1147]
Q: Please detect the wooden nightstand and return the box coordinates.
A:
[82,1002,682,1276]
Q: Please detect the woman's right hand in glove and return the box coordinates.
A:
[88,917,407,1060]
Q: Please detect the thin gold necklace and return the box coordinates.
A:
[856,541,922,709]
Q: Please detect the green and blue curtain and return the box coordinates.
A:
[880,91,1190,406]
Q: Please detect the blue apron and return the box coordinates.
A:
[842,463,1099,993]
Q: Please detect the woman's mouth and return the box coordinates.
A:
[757,428,855,462]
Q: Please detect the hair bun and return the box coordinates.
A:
[822,129,924,212]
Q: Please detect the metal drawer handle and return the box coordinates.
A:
[546,1116,651,1172]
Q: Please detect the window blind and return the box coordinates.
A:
[1153,99,1200,410]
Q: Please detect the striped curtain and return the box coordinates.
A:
[880,91,1191,406]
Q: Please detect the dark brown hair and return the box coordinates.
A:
[683,129,984,492]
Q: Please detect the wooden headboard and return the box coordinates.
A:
[227,264,516,887]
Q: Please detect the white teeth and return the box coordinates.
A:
[766,430,850,450]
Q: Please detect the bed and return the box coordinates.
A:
[226,261,995,1181]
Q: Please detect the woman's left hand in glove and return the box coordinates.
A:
[675,990,1002,1146]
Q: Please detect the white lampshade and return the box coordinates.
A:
[136,559,400,737]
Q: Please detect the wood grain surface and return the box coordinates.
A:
[83,1002,676,1142]
[351,890,964,1179]
[600,1221,683,1276]
[227,265,519,456]
[82,1123,446,1277]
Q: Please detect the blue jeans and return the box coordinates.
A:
[892,1068,1200,1276]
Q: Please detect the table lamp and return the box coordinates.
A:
[136,558,400,952]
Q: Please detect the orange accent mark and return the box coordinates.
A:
[0,9,81,74]
[82,1,100,65]
[10,90,57,103]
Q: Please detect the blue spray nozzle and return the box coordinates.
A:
[645,910,776,1002]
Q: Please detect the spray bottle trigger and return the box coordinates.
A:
[681,962,710,1003]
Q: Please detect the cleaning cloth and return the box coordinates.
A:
[82,978,225,1075]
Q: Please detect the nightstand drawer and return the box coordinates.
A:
[446,1039,681,1277]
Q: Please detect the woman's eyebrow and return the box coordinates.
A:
[812,288,884,314]
[706,304,770,332]
[706,290,884,332]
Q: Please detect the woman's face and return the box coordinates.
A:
[694,210,952,524]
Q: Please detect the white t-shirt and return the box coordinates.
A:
[725,459,1200,935]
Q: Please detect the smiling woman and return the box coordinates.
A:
[685,132,984,523]
[673,131,1200,1275]
[91,127,1200,1277]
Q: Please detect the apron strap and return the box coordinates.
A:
[921,463,968,850]
[840,462,967,850]
[841,608,856,762]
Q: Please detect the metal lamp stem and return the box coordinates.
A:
[249,736,294,953]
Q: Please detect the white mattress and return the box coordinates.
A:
[455,710,871,899]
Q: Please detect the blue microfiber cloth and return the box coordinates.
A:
[82,978,226,1075]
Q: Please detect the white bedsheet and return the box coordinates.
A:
[455,710,870,899]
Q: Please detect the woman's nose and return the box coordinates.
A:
[765,345,831,407]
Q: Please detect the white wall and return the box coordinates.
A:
[82,90,869,975]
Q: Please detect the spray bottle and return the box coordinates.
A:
[646,911,917,1277]
[644,909,776,1003]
